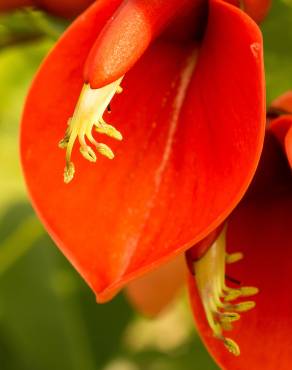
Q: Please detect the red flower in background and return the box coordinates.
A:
[20,0,269,359]
[187,91,292,365]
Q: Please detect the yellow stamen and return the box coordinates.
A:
[193,226,258,356]
[224,289,242,302]
[226,252,244,264]
[64,162,75,184]
[224,338,240,356]
[240,286,259,297]
[225,301,256,313]
[58,77,123,183]
[219,312,241,326]
[95,118,123,140]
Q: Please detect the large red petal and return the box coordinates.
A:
[21,0,264,301]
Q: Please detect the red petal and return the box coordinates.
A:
[186,225,223,266]
[242,0,272,23]
[270,116,292,168]
[84,0,204,88]
[126,255,186,317]
[245,131,291,199]
[270,90,292,114]
[285,125,292,167]
[189,190,292,369]
[21,0,264,301]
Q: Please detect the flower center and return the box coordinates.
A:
[58,77,123,183]
[191,227,258,356]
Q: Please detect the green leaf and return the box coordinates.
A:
[262,0,292,102]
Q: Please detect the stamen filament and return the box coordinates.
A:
[192,226,258,356]
[58,77,123,183]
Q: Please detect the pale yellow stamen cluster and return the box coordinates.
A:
[193,227,258,356]
[58,77,124,183]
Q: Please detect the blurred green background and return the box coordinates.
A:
[0,1,291,369]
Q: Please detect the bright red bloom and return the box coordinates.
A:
[187,92,292,364]
[21,0,266,348]
[21,0,265,302]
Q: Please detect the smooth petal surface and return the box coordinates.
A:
[84,0,204,87]
[126,255,186,317]
[270,90,292,114]
[270,116,292,168]
[242,0,272,23]
[21,0,265,301]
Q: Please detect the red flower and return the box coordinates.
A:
[187,91,292,363]
[21,0,266,345]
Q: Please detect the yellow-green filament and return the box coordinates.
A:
[193,226,258,356]
[58,77,124,183]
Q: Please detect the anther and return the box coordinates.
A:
[225,301,256,313]
[240,286,259,297]
[226,252,244,264]
[223,338,240,356]
[80,145,97,162]
[95,119,123,141]
[219,312,241,323]
[64,162,75,184]
[224,289,242,302]
[96,143,114,159]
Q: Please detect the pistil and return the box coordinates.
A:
[58,77,123,183]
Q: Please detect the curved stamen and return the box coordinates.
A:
[192,226,259,356]
[58,77,123,183]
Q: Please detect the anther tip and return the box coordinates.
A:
[224,338,240,356]
[228,301,256,312]
[80,145,97,162]
[220,312,241,323]
[58,139,68,149]
[97,143,115,159]
[226,252,244,264]
[240,286,259,297]
[224,289,241,302]
[64,162,75,184]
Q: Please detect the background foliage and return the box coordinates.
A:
[0,1,291,369]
